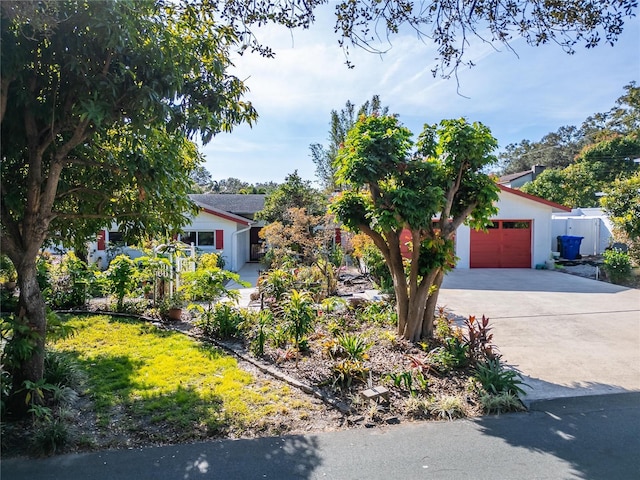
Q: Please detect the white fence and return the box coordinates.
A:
[551,208,614,256]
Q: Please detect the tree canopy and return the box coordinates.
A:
[328,0,637,75]
[521,133,640,207]
[0,0,257,414]
[331,115,499,341]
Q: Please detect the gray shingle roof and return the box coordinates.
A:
[189,194,266,216]
[498,170,532,184]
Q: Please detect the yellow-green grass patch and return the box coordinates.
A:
[52,315,309,441]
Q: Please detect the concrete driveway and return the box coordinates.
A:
[439,269,640,403]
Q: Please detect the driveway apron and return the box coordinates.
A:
[439,269,640,403]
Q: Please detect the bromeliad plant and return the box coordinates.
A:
[473,358,528,396]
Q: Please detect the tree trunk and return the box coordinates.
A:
[6,258,48,418]
[422,267,445,339]
[404,270,438,341]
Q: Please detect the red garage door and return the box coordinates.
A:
[470,220,531,268]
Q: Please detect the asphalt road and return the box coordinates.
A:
[3,393,639,480]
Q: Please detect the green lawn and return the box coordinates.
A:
[53,315,309,443]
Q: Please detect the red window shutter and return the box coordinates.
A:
[97,230,106,251]
[215,230,224,249]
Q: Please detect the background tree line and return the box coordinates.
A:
[499,82,640,208]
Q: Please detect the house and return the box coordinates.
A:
[454,185,571,268]
[183,194,266,271]
[92,194,266,272]
[498,165,546,188]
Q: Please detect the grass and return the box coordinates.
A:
[52,315,310,442]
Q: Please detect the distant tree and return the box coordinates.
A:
[498,126,586,174]
[257,171,326,223]
[310,95,388,192]
[210,177,251,193]
[190,166,213,193]
[331,115,499,341]
[501,83,640,175]
[583,81,640,137]
[520,169,571,205]
[253,181,280,194]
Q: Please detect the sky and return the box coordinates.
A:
[201,6,640,185]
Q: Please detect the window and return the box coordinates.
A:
[198,231,215,246]
[179,230,222,248]
[180,231,196,245]
[108,231,124,245]
[502,221,530,229]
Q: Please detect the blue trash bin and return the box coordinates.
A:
[559,235,583,260]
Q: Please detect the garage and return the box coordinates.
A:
[470,220,532,268]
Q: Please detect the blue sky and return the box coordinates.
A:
[201,8,640,185]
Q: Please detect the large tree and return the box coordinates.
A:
[0,0,257,414]
[331,115,499,341]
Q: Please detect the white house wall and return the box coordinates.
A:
[187,211,249,272]
[455,191,554,268]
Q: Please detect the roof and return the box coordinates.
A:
[189,194,266,216]
[498,170,533,184]
[498,185,571,212]
[191,202,253,226]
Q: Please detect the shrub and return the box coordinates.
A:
[603,248,632,284]
[331,360,368,388]
[355,301,397,327]
[474,358,528,396]
[404,396,430,418]
[45,253,97,309]
[428,395,467,420]
[259,268,296,304]
[195,303,245,339]
[105,255,137,311]
[31,418,70,456]
[386,369,429,396]
[43,350,85,391]
[429,337,469,371]
[464,315,498,364]
[249,310,273,357]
